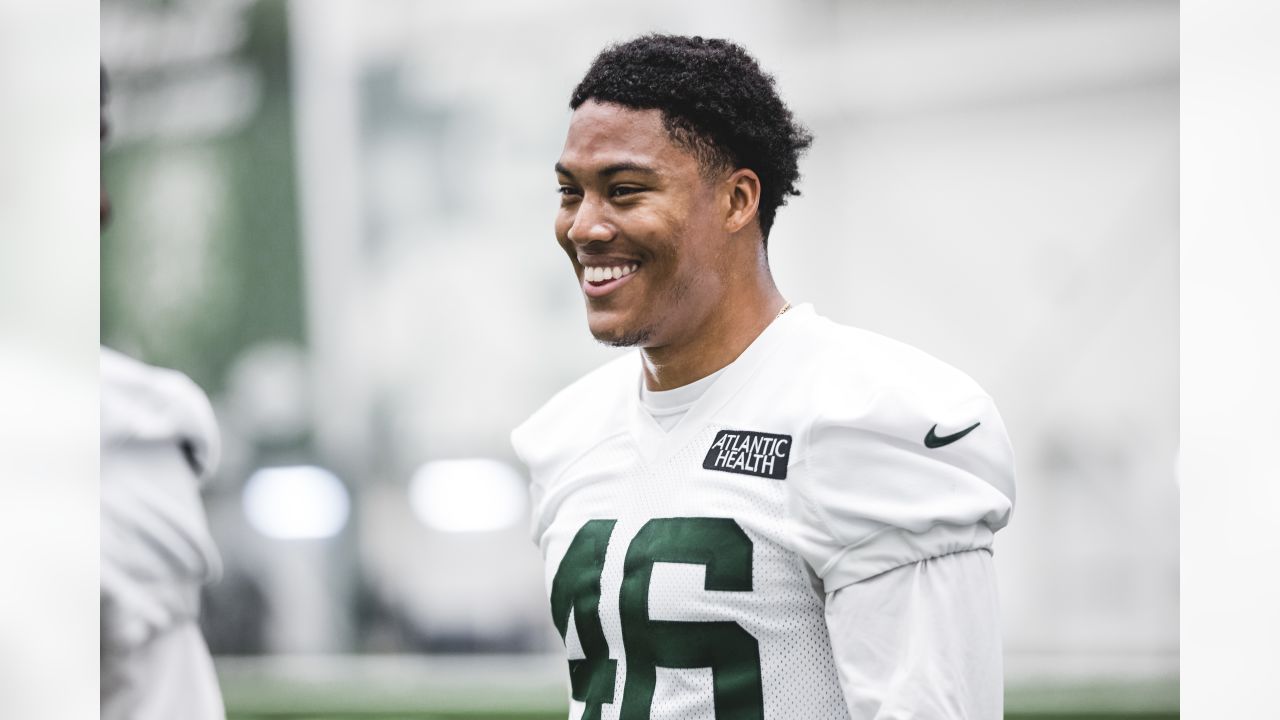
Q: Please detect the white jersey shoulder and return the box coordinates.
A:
[511,351,638,489]
[778,309,1016,589]
[101,346,221,481]
[100,347,223,653]
[796,312,987,401]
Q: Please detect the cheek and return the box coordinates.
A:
[554,213,574,251]
[665,214,720,271]
[638,206,692,259]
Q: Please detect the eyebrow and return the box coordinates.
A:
[555,161,659,179]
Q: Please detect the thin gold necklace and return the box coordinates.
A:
[775,301,792,320]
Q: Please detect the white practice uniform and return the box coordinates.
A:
[101,348,227,720]
[512,305,1015,720]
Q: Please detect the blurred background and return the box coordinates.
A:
[100,0,1177,717]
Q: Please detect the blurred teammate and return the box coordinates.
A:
[100,68,227,720]
[512,35,1015,719]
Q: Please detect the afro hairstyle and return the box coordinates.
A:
[570,34,813,243]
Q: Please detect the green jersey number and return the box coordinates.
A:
[550,518,763,720]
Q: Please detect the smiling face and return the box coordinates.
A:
[555,100,733,348]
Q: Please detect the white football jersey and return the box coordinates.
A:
[101,347,226,720]
[512,305,1014,720]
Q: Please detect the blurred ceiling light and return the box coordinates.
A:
[409,459,526,533]
[243,465,350,540]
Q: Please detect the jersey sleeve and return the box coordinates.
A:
[787,370,1015,592]
[100,348,222,483]
[100,623,227,720]
[511,403,578,545]
[100,350,223,654]
[511,353,640,545]
[824,550,1004,719]
[100,440,223,654]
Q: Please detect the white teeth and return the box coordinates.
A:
[584,264,639,283]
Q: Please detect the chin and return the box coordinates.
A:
[588,313,653,348]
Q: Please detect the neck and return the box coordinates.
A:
[640,273,785,392]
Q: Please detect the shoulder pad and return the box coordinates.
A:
[511,352,639,488]
[101,348,221,483]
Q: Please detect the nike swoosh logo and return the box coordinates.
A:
[924,422,981,448]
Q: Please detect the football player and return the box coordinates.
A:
[100,67,227,720]
[512,35,1016,719]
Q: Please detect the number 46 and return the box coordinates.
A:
[550,517,764,720]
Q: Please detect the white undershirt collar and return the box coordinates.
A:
[639,366,727,431]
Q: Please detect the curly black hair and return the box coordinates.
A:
[570,34,813,243]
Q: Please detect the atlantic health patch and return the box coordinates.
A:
[702,429,792,480]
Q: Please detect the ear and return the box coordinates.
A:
[722,168,762,236]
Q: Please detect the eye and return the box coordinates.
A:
[558,185,581,201]
[610,185,644,198]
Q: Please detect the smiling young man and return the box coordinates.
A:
[512,35,1016,719]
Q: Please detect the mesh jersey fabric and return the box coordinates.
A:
[512,304,1015,719]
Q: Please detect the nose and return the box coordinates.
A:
[565,194,616,245]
